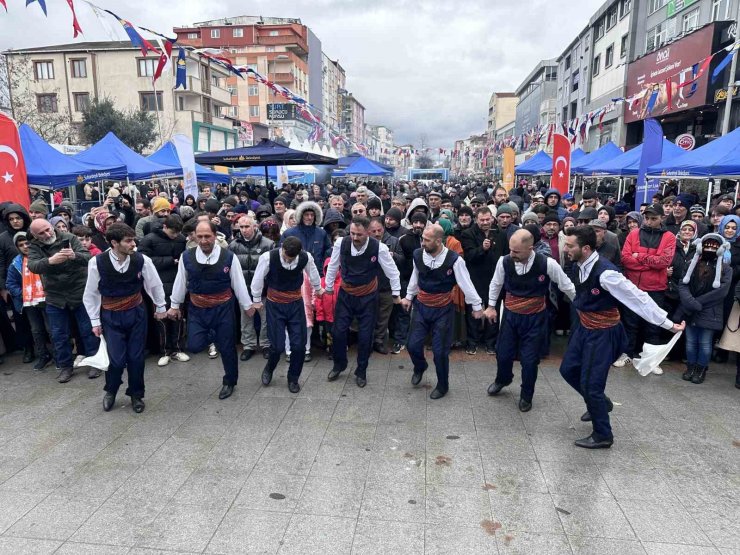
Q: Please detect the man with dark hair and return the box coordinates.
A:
[139,214,189,366]
[392,212,427,353]
[484,229,575,412]
[402,224,483,399]
[324,217,402,387]
[560,226,684,448]
[282,201,331,276]
[83,223,167,413]
[169,221,255,400]
[368,217,399,353]
[493,186,509,207]
[250,236,322,393]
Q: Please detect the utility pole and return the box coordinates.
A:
[721,1,740,136]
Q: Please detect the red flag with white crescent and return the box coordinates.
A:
[551,133,571,195]
[0,114,30,210]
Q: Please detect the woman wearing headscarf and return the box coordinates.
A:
[715,215,740,365]
[280,209,296,235]
[438,218,467,347]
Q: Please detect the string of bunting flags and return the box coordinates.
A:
[1,0,373,154]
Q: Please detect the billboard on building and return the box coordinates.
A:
[624,24,715,124]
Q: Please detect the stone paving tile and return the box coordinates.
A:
[0,346,737,554]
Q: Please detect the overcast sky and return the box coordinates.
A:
[1,0,604,148]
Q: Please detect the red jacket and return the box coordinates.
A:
[621,227,676,292]
[315,257,340,323]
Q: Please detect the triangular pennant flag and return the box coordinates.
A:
[26,0,47,15]
[0,0,7,11]
[711,48,736,84]
[66,0,82,37]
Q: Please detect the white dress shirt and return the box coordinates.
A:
[324,236,401,295]
[251,250,322,303]
[83,250,166,327]
[488,252,576,307]
[578,252,673,330]
[170,244,253,310]
[406,246,483,311]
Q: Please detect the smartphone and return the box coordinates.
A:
[61,239,70,249]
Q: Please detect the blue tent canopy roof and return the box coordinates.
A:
[147,142,232,184]
[333,155,392,176]
[571,148,586,163]
[338,152,394,173]
[230,166,304,179]
[571,142,622,174]
[647,126,740,177]
[194,139,337,167]
[515,150,552,175]
[75,132,179,181]
[19,124,127,189]
[584,139,685,177]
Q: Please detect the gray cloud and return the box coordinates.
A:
[1,0,604,147]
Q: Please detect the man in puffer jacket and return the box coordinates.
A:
[230,214,275,360]
[282,201,331,277]
[617,203,676,369]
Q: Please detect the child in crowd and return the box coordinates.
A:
[315,229,347,359]
[72,225,102,256]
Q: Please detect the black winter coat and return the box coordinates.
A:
[228,231,275,287]
[138,227,187,298]
[460,224,505,297]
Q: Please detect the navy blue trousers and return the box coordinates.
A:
[101,304,146,398]
[408,302,454,392]
[332,289,378,379]
[495,309,548,402]
[187,299,238,386]
[265,298,306,383]
[559,323,627,441]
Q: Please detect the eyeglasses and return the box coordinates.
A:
[352,210,365,214]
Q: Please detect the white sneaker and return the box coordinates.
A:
[612,353,631,368]
[554,330,565,337]
[73,355,85,368]
[157,355,170,367]
[208,344,218,359]
[170,352,190,363]
[651,366,664,375]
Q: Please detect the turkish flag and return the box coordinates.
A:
[0,114,30,210]
[551,133,571,195]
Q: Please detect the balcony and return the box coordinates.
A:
[269,72,294,84]
[188,110,234,130]
[209,84,232,105]
[257,34,308,55]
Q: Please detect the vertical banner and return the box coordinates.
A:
[0,114,30,210]
[636,118,664,210]
[502,147,515,192]
[172,134,198,200]
[551,134,571,194]
[276,166,289,187]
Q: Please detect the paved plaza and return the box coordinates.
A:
[0,339,738,555]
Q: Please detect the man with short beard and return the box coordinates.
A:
[28,219,100,383]
[392,213,427,353]
[454,205,474,241]
[493,186,509,207]
[383,207,407,238]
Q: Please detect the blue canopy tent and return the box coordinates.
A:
[147,142,231,185]
[333,156,392,177]
[515,150,553,175]
[570,142,622,174]
[584,139,685,177]
[19,124,127,189]
[230,166,305,180]
[75,132,180,181]
[647,126,740,178]
[571,148,586,164]
[338,152,395,173]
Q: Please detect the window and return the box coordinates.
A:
[137,58,157,77]
[36,93,57,113]
[232,27,243,38]
[70,59,87,78]
[249,105,259,117]
[248,84,259,96]
[177,96,185,111]
[266,46,275,52]
[570,101,578,119]
[592,55,601,76]
[682,8,700,33]
[139,91,163,111]
[595,18,605,39]
[564,55,571,70]
[621,34,629,58]
[211,29,220,38]
[73,92,89,112]
[620,0,632,17]
[572,71,579,92]
[269,30,279,37]
[646,23,667,52]
[648,0,667,14]
[544,67,557,81]
[712,0,730,20]
[187,32,198,39]
[607,6,618,29]
[605,44,614,68]
[562,107,569,124]
[34,61,54,80]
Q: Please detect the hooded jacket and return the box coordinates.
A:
[543,188,567,220]
[401,198,429,230]
[282,201,331,276]
[0,203,31,290]
[321,208,347,231]
[621,223,676,291]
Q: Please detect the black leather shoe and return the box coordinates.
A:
[682,363,696,381]
[429,387,447,400]
[373,343,389,354]
[33,353,53,371]
[580,397,614,422]
[327,368,344,381]
[103,393,115,412]
[219,385,234,399]
[355,376,367,388]
[411,371,424,386]
[240,349,254,362]
[131,397,145,413]
[288,381,300,394]
[574,434,613,449]
[23,349,35,363]
[57,367,74,383]
[261,368,273,386]
[518,398,532,412]
[691,365,707,384]
[487,382,506,396]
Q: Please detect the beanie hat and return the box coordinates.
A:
[204,198,220,214]
[675,193,695,207]
[562,216,577,227]
[682,233,729,289]
[689,204,705,216]
[29,199,48,215]
[507,201,520,214]
[48,215,66,229]
[367,197,382,210]
[458,205,474,218]
[274,195,289,206]
[543,213,561,226]
[151,197,171,214]
[521,212,539,225]
[385,207,403,222]
[13,231,27,246]
[178,205,195,221]
[496,203,513,216]
[222,195,238,207]
[614,201,630,215]
[410,212,428,225]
